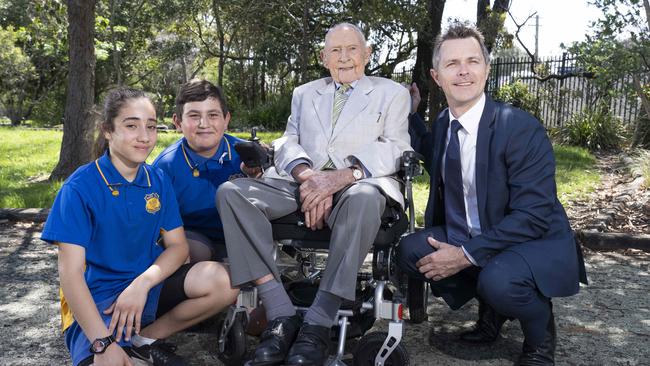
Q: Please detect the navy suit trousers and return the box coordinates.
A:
[397,226,552,345]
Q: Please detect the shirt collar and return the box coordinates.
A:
[181,136,232,168]
[334,79,359,92]
[448,93,486,136]
[96,150,151,190]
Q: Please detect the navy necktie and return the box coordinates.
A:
[444,120,470,245]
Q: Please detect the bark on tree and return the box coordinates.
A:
[477,0,510,53]
[50,0,96,181]
[412,0,446,123]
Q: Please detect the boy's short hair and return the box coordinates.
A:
[175,79,229,119]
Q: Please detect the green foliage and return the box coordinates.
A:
[553,107,626,151]
[231,94,292,131]
[0,0,67,126]
[633,110,650,148]
[567,0,649,120]
[495,81,540,119]
[0,26,38,125]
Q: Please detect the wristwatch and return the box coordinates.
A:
[350,166,363,181]
[89,335,115,354]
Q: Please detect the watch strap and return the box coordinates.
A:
[89,335,115,354]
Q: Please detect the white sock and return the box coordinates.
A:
[131,333,156,347]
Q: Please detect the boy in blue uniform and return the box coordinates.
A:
[42,88,238,366]
[153,80,247,262]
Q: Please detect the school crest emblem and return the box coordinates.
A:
[144,193,161,214]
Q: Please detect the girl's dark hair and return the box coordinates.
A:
[93,87,150,159]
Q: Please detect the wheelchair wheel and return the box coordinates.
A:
[217,312,247,366]
[407,277,428,323]
[353,331,409,366]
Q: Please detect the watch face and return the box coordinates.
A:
[90,336,114,354]
[91,339,106,353]
[353,169,363,180]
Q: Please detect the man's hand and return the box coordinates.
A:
[104,279,149,342]
[240,162,262,178]
[298,169,354,212]
[403,82,421,115]
[93,343,133,366]
[304,195,333,230]
[416,237,472,281]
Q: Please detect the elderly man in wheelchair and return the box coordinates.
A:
[214,22,420,366]
[215,122,424,366]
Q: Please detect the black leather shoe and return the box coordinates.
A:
[285,324,330,366]
[460,299,509,344]
[517,312,556,366]
[250,314,302,366]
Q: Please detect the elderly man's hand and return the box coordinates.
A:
[416,237,472,281]
[304,195,333,230]
[298,169,354,213]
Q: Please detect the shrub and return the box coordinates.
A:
[495,80,540,120]
[632,109,650,148]
[643,156,650,189]
[230,94,291,131]
[553,107,626,151]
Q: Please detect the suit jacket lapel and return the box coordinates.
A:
[475,97,497,226]
[331,76,372,139]
[313,79,336,138]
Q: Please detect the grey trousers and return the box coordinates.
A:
[216,177,386,300]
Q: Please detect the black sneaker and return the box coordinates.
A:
[131,340,188,366]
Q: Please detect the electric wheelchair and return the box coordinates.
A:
[216,130,428,366]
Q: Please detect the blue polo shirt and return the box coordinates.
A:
[152,134,244,243]
[41,151,184,364]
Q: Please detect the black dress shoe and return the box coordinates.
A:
[285,323,331,366]
[250,314,302,366]
[460,299,509,344]
[517,313,556,366]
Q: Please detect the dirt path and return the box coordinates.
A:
[1,220,649,366]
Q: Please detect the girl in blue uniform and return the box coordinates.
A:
[41,88,237,366]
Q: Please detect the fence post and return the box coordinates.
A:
[557,52,568,125]
[494,57,501,93]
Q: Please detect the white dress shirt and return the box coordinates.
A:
[442,93,486,265]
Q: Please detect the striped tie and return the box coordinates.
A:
[332,83,351,126]
[323,83,351,170]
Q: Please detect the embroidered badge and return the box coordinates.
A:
[144,193,161,214]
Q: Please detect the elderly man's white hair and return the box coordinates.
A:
[324,22,367,46]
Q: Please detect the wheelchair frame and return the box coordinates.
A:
[217,145,426,366]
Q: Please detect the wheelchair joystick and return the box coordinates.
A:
[233,127,274,171]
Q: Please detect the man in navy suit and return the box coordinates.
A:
[397,23,587,365]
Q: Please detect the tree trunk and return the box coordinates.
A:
[50,0,96,181]
[298,0,312,85]
[477,0,510,53]
[412,0,445,123]
[213,0,226,87]
[109,0,122,85]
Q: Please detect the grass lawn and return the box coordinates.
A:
[0,128,600,225]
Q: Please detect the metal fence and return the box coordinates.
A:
[393,54,645,128]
